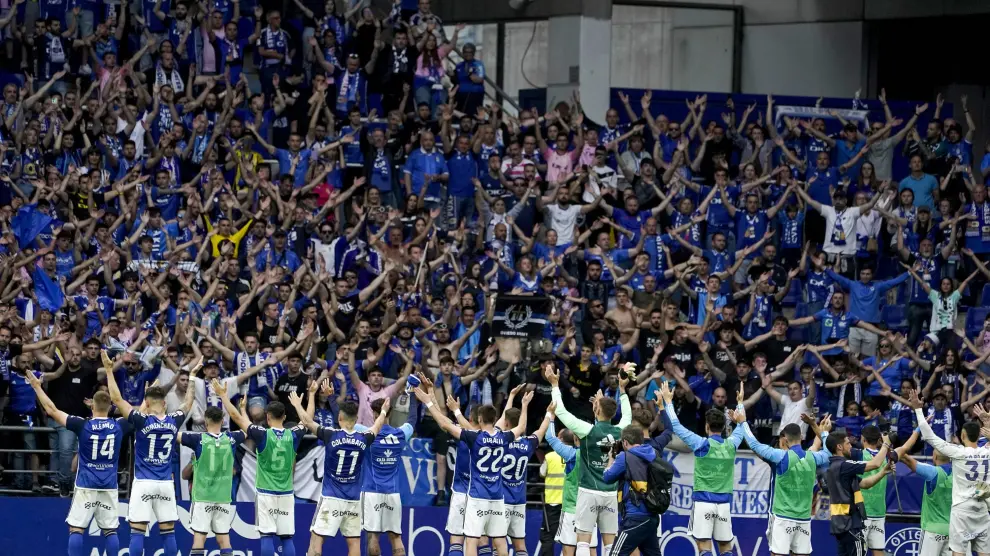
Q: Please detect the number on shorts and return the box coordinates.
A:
[965,459,990,481]
[500,454,528,481]
[147,433,174,461]
[476,446,504,473]
[91,436,115,460]
[335,450,360,476]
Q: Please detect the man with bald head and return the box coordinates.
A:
[404,130,449,209]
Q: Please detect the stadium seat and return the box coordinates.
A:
[980,284,990,307]
[881,305,908,334]
[966,308,990,339]
[781,278,801,308]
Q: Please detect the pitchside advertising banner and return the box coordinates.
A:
[0,498,927,556]
[5,446,930,555]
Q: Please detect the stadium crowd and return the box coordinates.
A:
[0,0,986,532]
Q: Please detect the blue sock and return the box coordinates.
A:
[128,530,145,556]
[221,549,234,556]
[700,551,714,556]
[720,551,735,556]
[479,546,492,556]
[449,543,463,556]
[281,537,296,556]
[68,532,84,556]
[105,532,120,556]
[261,535,276,556]
[162,530,177,556]
[190,550,207,556]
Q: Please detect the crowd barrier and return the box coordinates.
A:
[0,497,925,556]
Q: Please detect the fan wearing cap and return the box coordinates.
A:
[256,229,301,273]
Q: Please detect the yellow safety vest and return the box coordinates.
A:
[543,452,565,505]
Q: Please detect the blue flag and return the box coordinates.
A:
[11,204,53,249]
[32,268,64,312]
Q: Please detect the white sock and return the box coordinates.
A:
[576,542,591,556]
[602,544,612,556]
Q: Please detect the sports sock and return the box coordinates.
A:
[162,530,177,556]
[220,549,234,556]
[281,536,296,556]
[104,532,120,556]
[602,544,612,556]
[719,550,735,556]
[515,551,528,556]
[449,543,464,556]
[576,541,591,556]
[700,551,714,556]
[128,530,145,556]
[67,532,84,556]
[478,545,492,556]
[261,535,276,556]
[189,550,207,556]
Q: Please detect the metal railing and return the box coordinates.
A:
[0,424,131,497]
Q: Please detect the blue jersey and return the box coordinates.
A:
[360,423,413,494]
[461,428,515,500]
[128,411,185,481]
[451,438,472,494]
[316,427,375,500]
[501,434,538,505]
[813,309,859,356]
[804,270,834,305]
[67,416,131,489]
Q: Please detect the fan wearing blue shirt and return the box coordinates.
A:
[825,265,909,357]
[249,128,350,187]
[404,131,449,208]
[899,154,940,211]
[789,291,885,357]
[443,134,480,225]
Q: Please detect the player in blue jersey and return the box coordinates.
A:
[104,351,196,556]
[289,393,390,556]
[443,394,484,556]
[412,375,531,556]
[355,392,421,556]
[26,371,130,556]
[497,400,552,556]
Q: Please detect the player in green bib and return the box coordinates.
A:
[179,406,248,556]
[731,408,832,556]
[544,410,600,556]
[895,429,952,556]
[857,425,890,556]
[547,363,632,556]
[660,381,744,556]
[215,379,308,556]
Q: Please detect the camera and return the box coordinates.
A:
[610,440,623,457]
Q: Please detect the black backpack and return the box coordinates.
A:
[629,449,675,515]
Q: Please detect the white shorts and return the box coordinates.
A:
[554,511,598,547]
[949,508,990,554]
[767,515,812,555]
[66,488,120,530]
[464,497,507,538]
[128,480,178,524]
[919,531,951,556]
[311,496,361,538]
[446,490,468,535]
[506,503,526,538]
[362,492,402,534]
[256,493,295,536]
[688,501,733,543]
[189,502,235,535]
[864,517,885,550]
[574,489,619,536]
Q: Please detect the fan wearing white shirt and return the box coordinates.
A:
[536,181,602,246]
[794,182,887,279]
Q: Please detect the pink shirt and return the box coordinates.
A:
[545,148,578,183]
[200,27,225,73]
[578,144,596,167]
[415,44,452,79]
[355,381,399,426]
